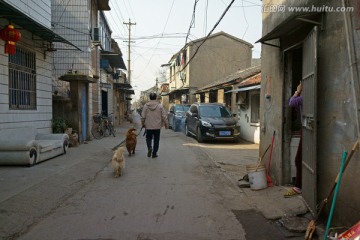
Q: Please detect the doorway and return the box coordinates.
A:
[283,27,318,214]
[101,90,108,116]
[284,47,303,185]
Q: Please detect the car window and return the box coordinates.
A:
[175,105,190,112]
[199,105,231,117]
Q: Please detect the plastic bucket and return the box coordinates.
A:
[246,163,268,190]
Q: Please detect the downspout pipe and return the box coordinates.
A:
[342,0,360,138]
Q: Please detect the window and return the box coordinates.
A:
[199,105,231,117]
[8,46,36,110]
[250,92,260,123]
[175,105,190,112]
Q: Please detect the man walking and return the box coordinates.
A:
[141,93,168,158]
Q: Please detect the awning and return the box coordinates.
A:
[123,89,135,95]
[168,87,189,94]
[97,0,110,11]
[225,85,260,93]
[114,83,132,89]
[59,74,97,83]
[0,1,79,50]
[256,13,321,47]
[101,51,127,70]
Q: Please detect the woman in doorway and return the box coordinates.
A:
[284,82,303,197]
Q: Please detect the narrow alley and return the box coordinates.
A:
[0,112,308,240]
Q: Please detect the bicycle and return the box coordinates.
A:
[106,114,116,137]
[91,114,105,139]
[91,114,116,139]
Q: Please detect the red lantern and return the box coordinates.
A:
[0,25,21,55]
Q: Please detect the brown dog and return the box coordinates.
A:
[125,128,137,156]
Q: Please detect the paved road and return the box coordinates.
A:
[0,115,250,240]
[0,112,308,240]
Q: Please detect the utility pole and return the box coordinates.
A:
[123,19,136,85]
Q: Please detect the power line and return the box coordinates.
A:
[241,0,250,38]
[110,1,129,34]
[53,0,72,23]
[185,0,199,45]
[52,22,90,36]
[181,0,236,72]
[135,0,176,87]
[127,0,136,22]
[113,34,187,40]
[106,11,125,36]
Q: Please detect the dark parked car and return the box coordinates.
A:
[185,102,240,143]
[168,104,190,132]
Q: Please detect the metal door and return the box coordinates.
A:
[301,27,318,214]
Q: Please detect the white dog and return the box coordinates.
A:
[111,147,125,177]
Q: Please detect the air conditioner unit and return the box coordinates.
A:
[92,27,101,43]
[178,72,186,81]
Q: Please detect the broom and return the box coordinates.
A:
[266,131,275,187]
[304,140,359,240]
[255,143,272,171]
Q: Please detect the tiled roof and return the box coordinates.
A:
[197,65,261,91]
[238,73,261,87]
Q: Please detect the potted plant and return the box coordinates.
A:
[52,117,70,133]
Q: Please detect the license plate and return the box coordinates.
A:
[219,131,231,136]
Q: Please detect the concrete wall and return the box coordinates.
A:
[261,0,360,226]
[237,90,260,144]
[0,20,54,133]
[189,33,252,90]
[6,0,51,28]
[52,0,91,78]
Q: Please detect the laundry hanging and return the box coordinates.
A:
[181,50,186,65]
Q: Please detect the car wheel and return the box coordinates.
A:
[185,123,190,136]
[196,127,204,143]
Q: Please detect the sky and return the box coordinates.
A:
[104,0,263,99]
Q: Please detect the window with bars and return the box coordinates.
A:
[8,46,36,110]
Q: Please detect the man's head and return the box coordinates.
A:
[149,92,157,100]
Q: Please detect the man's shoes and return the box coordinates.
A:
[147,148,152,157]
[151,154,158,158]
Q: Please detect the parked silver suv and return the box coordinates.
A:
[185,102,240,143]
